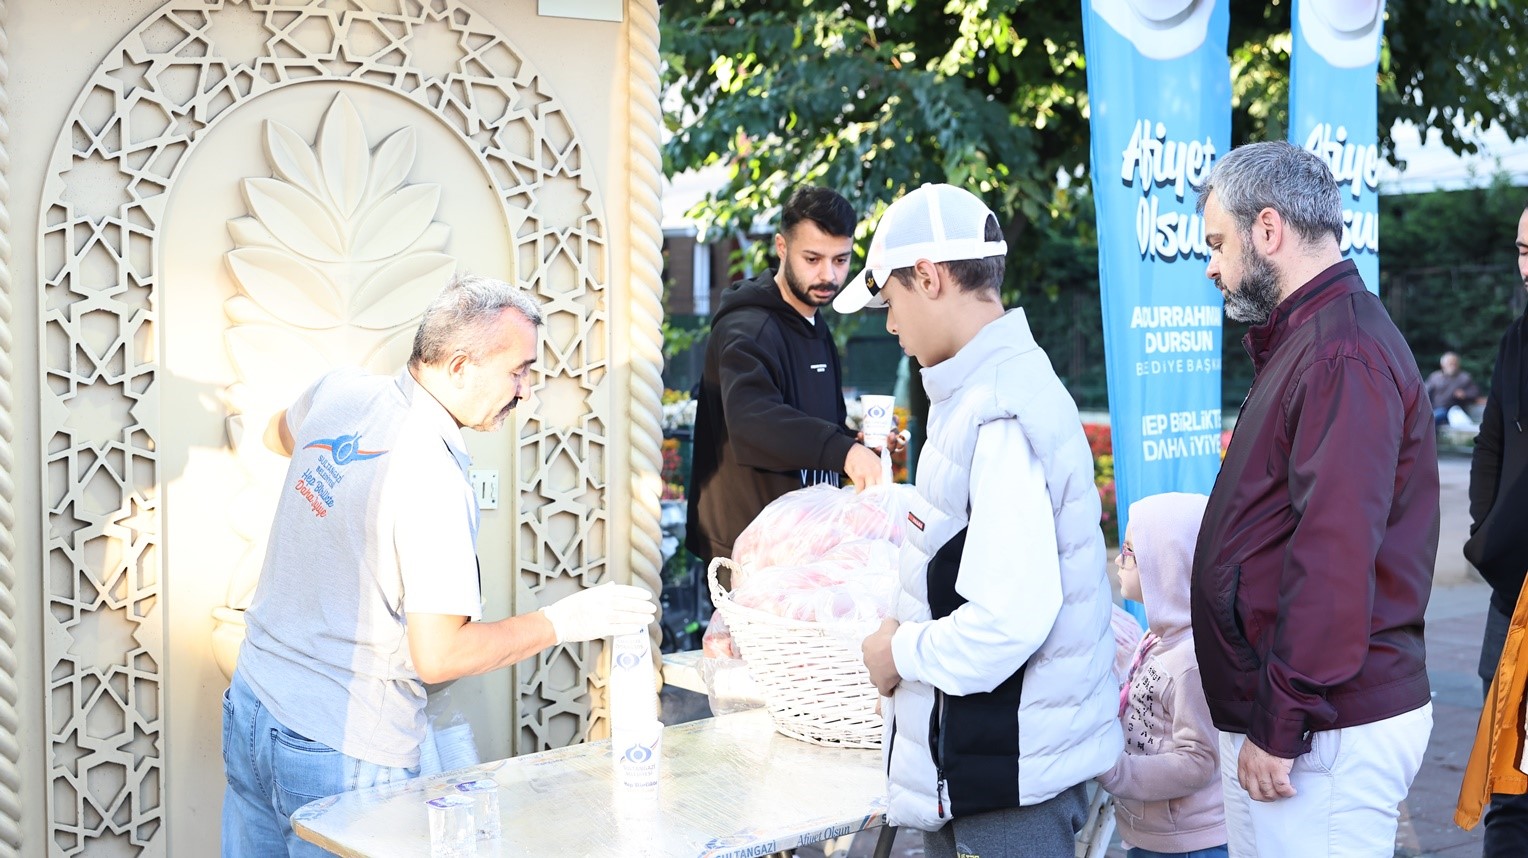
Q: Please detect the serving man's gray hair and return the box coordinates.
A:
[1195,140,1344,247]
[408,273,544,367]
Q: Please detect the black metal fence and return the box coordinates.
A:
[1381,263,1526,386]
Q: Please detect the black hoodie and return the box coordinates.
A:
[685,271,856,564]
[1466,311,1528,614]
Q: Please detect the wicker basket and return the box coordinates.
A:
[707,557,884,748]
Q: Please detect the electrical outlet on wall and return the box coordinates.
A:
[469,469,499,510]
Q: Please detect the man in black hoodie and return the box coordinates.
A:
[686,186,885,566]
[1466,201,1528,856]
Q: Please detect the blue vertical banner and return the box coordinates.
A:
[1082,0,1229,610]
[1291,0,1386,292]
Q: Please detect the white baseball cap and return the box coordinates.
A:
[833,183,1008,314]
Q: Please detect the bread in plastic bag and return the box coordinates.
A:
[698,609,764,715]
[725,484,910,627]
[729,483,904,592]
[730,539,900,624]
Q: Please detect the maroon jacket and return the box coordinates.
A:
[1190,261,1438,758]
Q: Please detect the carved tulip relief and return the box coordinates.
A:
[218,94,457,651]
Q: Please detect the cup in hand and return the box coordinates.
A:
[859,395,896,449]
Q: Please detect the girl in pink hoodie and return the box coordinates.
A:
[1098,492,1227,858]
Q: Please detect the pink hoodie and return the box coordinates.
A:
[1097,492,1227,854]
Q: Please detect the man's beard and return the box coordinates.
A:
[490,398,520,428]
[783,260,838,308]
[1222,244,1282,325]
[475,397,520,432]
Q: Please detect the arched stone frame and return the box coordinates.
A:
[31,0,664,853]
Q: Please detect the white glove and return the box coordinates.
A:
[540,583,657,644]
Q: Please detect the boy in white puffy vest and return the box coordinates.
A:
[838,184,1122,858]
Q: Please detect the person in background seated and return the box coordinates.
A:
[1424,351,1480,427]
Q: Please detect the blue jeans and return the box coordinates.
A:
[1126,847,1229,858]
[222,669,418,857]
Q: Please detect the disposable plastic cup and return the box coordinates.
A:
[453,779,501,840]
[425,794,476,857]
[860,395,896,448]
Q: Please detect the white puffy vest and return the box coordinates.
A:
[883,309,1123,829]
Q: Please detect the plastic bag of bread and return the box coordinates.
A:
[730,484,905,591]
[701,608,740,659]
[724,484,911,627]
[698,610,763,715]
[730,540,899,625]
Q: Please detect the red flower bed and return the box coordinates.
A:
[1082,422,1118,545]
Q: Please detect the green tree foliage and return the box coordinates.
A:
[662,0,1104,375]
[1228,0,1528,161]
[1379,180,1528,388]
[1381,0,1528,161]
[661,0,1528,408]
[662,0,1526,268]
[662,0,1087,286]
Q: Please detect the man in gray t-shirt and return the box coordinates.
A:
[222,274,656,857]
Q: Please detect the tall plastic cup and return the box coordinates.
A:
[859,395,896,449]
[614,718,663,789]
[609,631,658,725]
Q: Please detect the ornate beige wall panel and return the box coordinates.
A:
[24,0,659,854]
[0,2,24,853]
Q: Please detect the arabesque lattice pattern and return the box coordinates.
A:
[36,1,627,853]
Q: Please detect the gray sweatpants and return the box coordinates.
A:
[923,783,1089,858]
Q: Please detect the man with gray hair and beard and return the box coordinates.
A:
[1189,141,1439,856]
[222,274,656,857]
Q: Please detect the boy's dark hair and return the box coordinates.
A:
[891,214,1006,296]
[779,185,856,240]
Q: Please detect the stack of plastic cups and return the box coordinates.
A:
[609,630,662,789]
[610,631,663,853]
